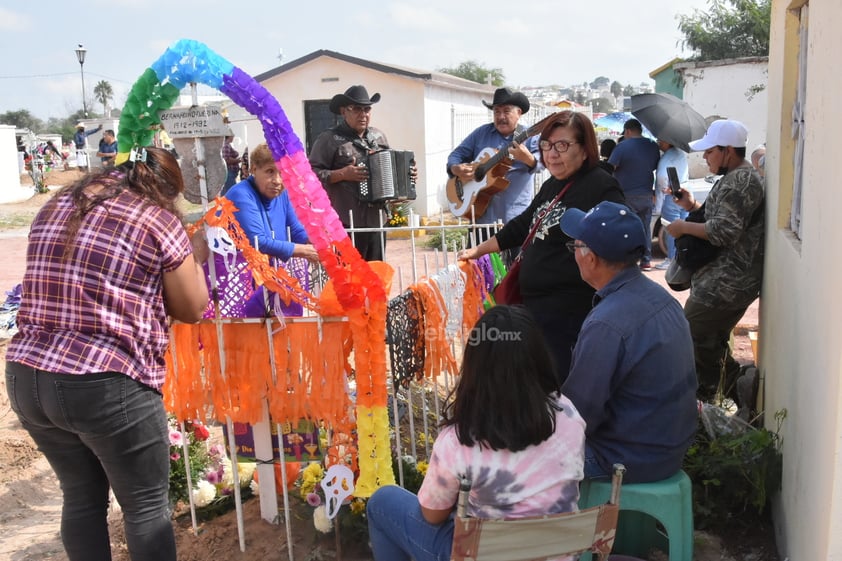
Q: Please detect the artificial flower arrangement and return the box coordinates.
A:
[167,417,256,518]
[386,201,413,227]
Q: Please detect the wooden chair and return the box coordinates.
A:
[451,464,625,561]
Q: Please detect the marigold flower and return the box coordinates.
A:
[313,505,333,533]
[350,497,366,515]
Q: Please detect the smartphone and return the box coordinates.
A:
[667,166,683,199]
[660,217,671,227]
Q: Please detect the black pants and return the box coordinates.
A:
[353,230,386,262]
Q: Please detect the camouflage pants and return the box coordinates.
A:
[684,295,748,401]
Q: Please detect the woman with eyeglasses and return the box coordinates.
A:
[459,110,625,385]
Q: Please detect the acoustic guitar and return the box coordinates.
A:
[445,113,557,218]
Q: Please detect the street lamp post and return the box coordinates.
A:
[75,44,87,117]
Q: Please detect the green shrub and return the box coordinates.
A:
[684,409,784,528]
[422,228,469,252]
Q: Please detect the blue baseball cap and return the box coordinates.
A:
[560,201,646,262]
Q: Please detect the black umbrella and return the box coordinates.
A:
[631,93,707,152]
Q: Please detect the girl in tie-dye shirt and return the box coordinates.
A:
[367,306,586,561]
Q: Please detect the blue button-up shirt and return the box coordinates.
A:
[447,122,541,224]
[562,266,698,483]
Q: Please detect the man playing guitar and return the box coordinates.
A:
[446,87,541,238]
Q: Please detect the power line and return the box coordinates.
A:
[0,71,133,85]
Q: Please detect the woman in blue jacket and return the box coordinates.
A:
[225,143,317,262]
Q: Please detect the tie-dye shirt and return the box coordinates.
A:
[418,393,585,519]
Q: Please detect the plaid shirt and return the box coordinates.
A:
[7,190,192,391]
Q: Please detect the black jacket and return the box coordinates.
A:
[496,165,625,316]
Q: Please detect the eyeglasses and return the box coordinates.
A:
[539,139,578,154]
[346,105,372,114]
[565,241,588,253]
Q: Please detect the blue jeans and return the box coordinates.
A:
[583,443,610,480]
[367,485,454,561]
[624,193,654,263]
[660,196,689,259]
[5,363,176,561]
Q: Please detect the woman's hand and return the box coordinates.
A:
[457,247,478,261]
[458,236,500,261]
[293,243,320,263]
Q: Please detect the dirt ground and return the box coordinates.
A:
[0,170,776,561]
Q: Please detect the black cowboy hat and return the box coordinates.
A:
[329,85,381,114]
[482,87,530,114]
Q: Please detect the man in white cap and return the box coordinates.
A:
[560,201,697,483]
[664,119,764,401]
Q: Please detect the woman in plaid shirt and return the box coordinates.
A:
[5,147,209,561]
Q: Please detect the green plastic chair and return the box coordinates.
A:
[578,470,694,561]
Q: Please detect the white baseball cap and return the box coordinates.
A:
[688,119,749,151]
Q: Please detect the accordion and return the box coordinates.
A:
[358,149,416,203]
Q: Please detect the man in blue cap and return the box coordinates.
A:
[560,201,697,483]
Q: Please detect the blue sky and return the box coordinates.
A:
[0,0,712,121]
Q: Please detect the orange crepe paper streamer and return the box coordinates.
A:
[164,323,208,421]
[198,198,317,312]
[170,205,395,491]
[326,431,359,475]
[219,323,272,424]
[412,281,459,381]
[459,260,485,339]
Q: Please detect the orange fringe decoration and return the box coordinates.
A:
[412,281,459,381]
[459,260,485,339]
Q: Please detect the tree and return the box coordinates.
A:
[623,84,636,96]
[588,98,615,114]
[590,76,610,90]
[610,81,623,98]
[678,0,771,60]
[437,61,505,87]
[0,109,45,133]
[93,80,114,116]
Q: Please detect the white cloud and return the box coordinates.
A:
[0,8,32,30]
[388,3,455,33]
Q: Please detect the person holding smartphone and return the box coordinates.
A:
[654,139,690,270]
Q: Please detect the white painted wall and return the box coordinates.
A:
[763,2,842,559]
[227,55,493,217]
[0,125,30,204]
[677,58,769,178]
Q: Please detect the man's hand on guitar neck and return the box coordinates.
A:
[509,141,537,169]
